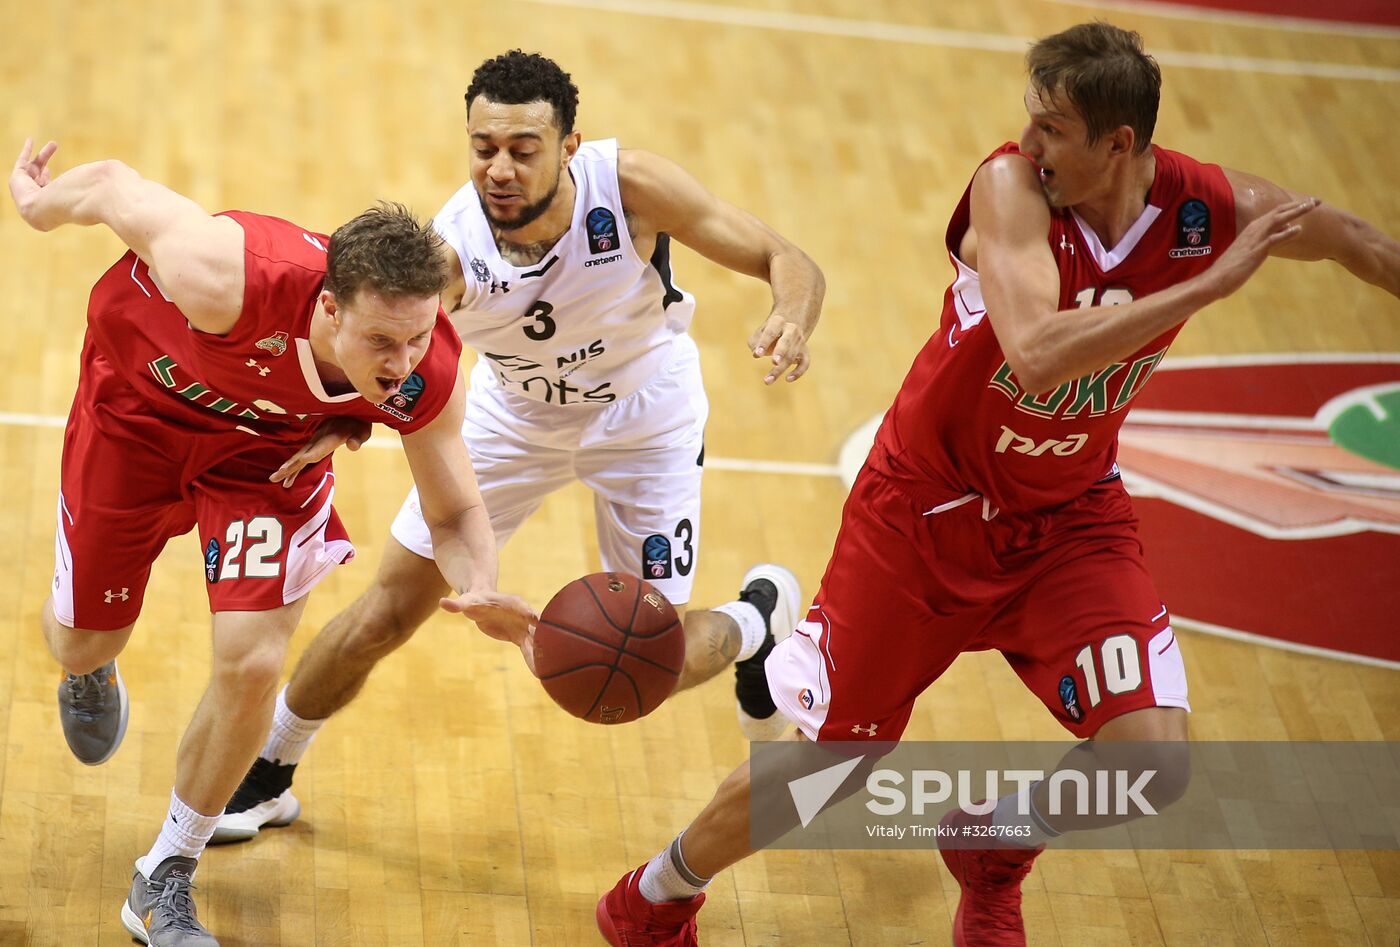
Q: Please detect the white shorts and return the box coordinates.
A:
[391,335,708,605]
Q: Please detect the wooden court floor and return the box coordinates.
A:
[1,1,1397,944]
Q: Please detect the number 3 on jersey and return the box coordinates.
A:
[523,301,556,341]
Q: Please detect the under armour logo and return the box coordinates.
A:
[245,359,271,377]
[1059,235,1075,255]
[489,280,510,295]
[851,723,878,737]
[104,588,130,603]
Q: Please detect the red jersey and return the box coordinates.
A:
[83,210,462,444]
[869,143,1236,513]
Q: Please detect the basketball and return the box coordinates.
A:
[533,572,685,724]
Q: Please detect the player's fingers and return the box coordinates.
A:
[15,138,32,170]
[269,451,307,481]
[771,324,806,363]
[1276,197,1319,222]
[766,354,795,384]
[786,349,811,382]
[764,327,802,382]
[37,141,57,165]
[749,316,782,356]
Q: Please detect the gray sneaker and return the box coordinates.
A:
[120,856,219,946]
[57,660,129,765]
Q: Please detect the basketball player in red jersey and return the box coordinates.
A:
[595,23,1400,946]
[9,139,534,947]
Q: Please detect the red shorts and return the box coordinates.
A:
[52,351,354,631]
[766,465,1189,742]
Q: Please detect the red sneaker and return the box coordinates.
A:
[937,809,1042,947]
[597,866,705,946]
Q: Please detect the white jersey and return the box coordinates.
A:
[433,139,697,406]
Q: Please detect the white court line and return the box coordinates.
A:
[519,0,1400,83]
[0,410,839,478]
[0,411,66,428]
[1043,0,1400,40]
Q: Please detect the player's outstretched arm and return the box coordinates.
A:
[9,138,245,333]
[401,371,539,658]
[974,155,1316,394]
[1226,168,1400,299]
[618,149,826,385]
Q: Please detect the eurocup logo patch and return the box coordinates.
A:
[1058,675,1084,722]
[204,538,221,583]
[642,534,673,579]
[586,206,619,254]
[1169,198,1212,258]
[388,372,426,412]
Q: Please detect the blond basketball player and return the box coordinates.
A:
[593,23,1399,947]
[214,50,825,843]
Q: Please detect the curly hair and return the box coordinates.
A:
[325,202,448,303]
[1026,22,1161,154]
[465,50,580,134]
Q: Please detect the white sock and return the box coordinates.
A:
[711,601,766,662]
[259,686,324,765]
[138,791,220,878]
[638,833,710,903]
[992,782,1060,849]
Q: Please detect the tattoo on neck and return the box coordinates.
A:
[495,230,563,267]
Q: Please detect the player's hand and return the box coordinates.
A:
[439,590,540,673]
[1206,197,1319,300]
[9,138,59,230]
[748,312,811,385]
[269,417,373,488]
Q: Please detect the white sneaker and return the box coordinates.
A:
[732,564,801,741]
[210,756,302,844]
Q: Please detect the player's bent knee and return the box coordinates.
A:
[1094,707,1191,810]
[211,645,289,707]
[42,603,132,674]
[344,583,429,654]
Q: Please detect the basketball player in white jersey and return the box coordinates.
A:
[212,49,826,842]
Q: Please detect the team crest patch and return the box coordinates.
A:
[799,687,815,711]
[204,538,221,583]
[586,206,619,254]
[642,534,673,579]
[1058,675,1084,722]
[387,372,426,412]
[470,257,490,282]
[255,331,290,356]
[1168,198,1212,258]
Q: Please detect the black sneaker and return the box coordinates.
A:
[208,757,300,844]
[732,564,801,740]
